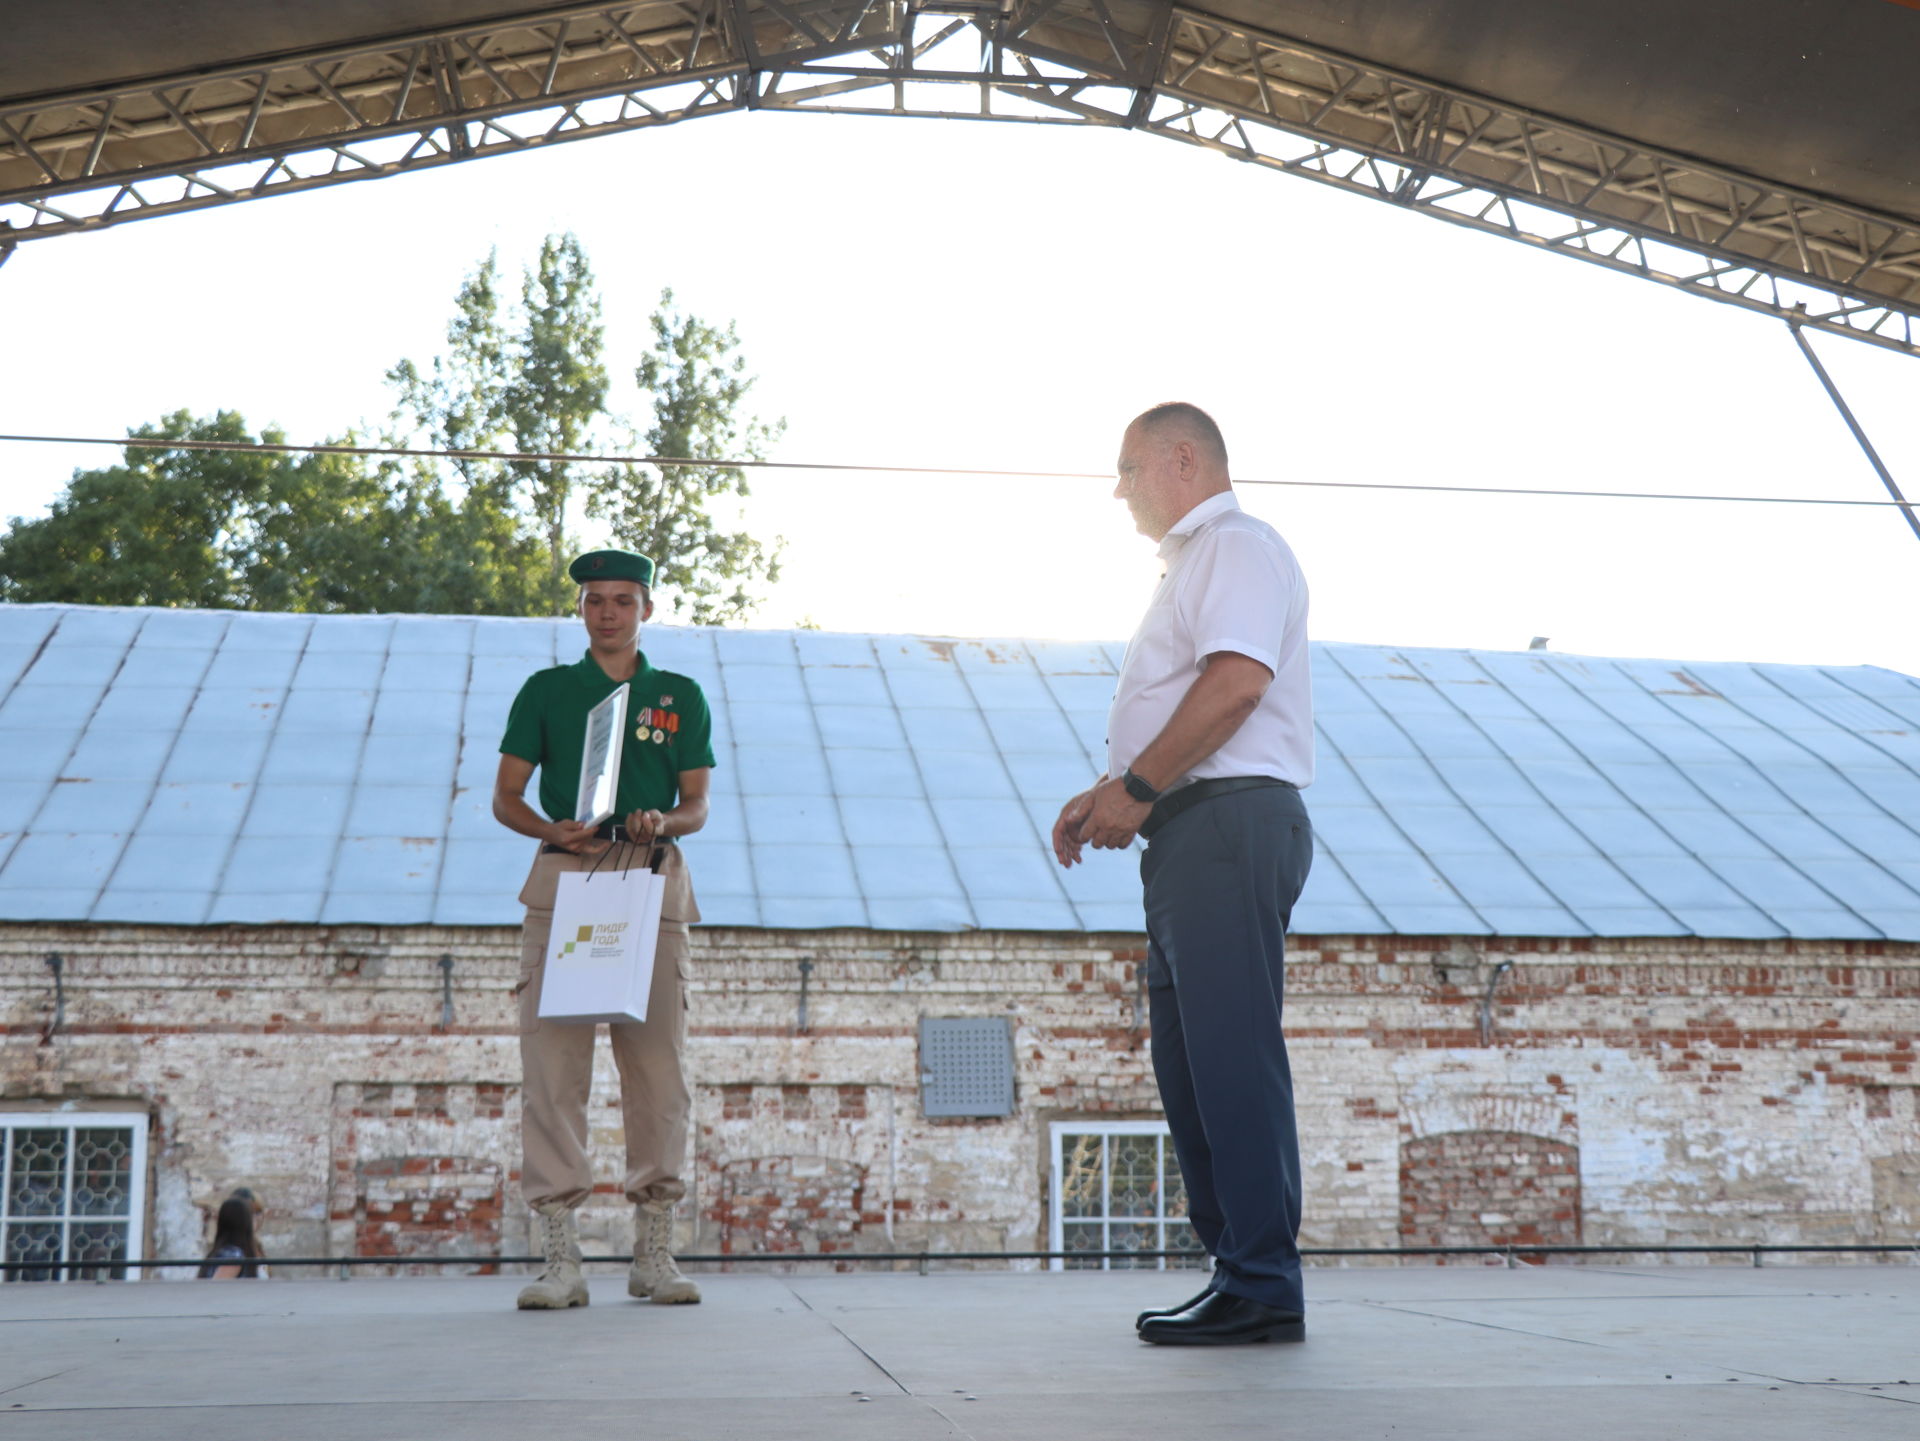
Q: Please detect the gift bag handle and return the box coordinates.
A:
[582,838,667,881]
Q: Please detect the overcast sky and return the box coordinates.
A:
[1,112,1915,676]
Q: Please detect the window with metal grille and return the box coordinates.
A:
[1048,1121,1206,1271]
[917,1017,1015,1118]
[2,1114,148,1282]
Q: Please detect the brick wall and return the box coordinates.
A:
[328,1081,517,1275]
[1401,1131,1582,1249]
[4,923,1916,1268]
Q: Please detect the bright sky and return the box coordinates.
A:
[1,112,1916,675]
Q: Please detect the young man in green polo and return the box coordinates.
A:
[493,548,715,1310]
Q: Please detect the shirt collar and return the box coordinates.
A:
[1156,490,1241,561]
[574,648,652,689]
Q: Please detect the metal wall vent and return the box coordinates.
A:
[918,1017,1016,1118]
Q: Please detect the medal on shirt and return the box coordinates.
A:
[636,699,680,744]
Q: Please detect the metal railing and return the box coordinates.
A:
[6,1241,1916,1280]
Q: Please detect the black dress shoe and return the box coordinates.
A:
[1138,1290,1305,1346]
[1134,1286,1213,1331]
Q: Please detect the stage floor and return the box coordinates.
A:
[3,1262,1916,1438]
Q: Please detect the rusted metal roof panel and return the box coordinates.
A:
[2,601,1919,939]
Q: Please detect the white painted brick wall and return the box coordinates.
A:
[4,924,1915,1269]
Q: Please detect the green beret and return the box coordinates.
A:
[568,549,655,588]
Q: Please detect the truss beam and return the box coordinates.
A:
[1128,10,1920,355]
[2,1,1916,357]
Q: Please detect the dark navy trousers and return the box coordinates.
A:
[1141,784,1313,1312]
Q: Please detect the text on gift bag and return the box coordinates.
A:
[537,863,666,1025]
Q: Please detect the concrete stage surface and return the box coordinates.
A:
[2,1263,1916,1439]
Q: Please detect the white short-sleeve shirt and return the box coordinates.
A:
[1107,491,1314,789]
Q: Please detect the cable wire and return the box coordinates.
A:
[0,429,1912,510]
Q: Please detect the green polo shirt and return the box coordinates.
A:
[500,649,717,822]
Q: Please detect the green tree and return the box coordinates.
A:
[589,288,785,625]
[0,411,282,607]
[0,411,552,614]
[245,449,551,616]
[2,235,785,620]
[387,234,610,611]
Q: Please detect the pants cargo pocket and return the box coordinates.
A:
[515,965,545,1035]
[517,903,552,1035]
[657,847,700,926]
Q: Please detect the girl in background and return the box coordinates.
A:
[197,1197,260,1279]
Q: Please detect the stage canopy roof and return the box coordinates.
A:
[3,2,1918,354]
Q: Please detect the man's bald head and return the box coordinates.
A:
[1115,401,1233,541]
[1131,402,1229,474]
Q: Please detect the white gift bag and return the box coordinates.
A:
[537,860,666,1024]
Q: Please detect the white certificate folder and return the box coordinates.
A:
[575,687,628,826]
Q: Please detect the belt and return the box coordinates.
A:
[540,823,676,855]
[1139,775,1295,840]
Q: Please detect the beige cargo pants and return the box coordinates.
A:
[513,842,698,1211]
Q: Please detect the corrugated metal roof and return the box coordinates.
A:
[2,603,1918,940]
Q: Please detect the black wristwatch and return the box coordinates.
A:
[1121,767,1163,804]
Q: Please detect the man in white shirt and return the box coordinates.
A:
[1052,402,1314,1346]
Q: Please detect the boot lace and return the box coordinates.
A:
[537,1210,573,1279]
[641,1203,673,1261]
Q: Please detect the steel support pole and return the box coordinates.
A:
[1788,315,1920,547]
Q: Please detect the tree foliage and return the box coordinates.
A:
[387,234,610,611]
[0,412,552,614]
[590,289,785,625]
[0,411,274,608]
[1,234,784,620]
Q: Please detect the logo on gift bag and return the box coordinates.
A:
[559,920,629,961]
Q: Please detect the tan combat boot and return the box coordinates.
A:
[516,1202,589,1310]
[628,1199,700,1304]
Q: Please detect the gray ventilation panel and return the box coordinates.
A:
[918,1016,1016,1118]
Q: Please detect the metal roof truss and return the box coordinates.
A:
[2,0,1916,356]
